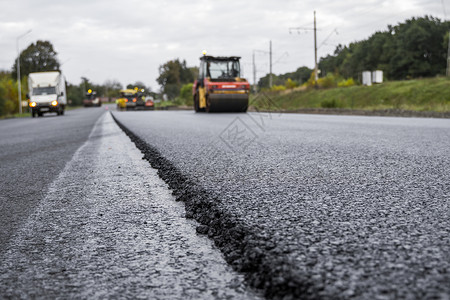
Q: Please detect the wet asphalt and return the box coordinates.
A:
[0,110,262,299]
[112,109,450,299]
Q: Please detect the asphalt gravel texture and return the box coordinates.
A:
[0,111,262,299]
[0,107,105,253]
[112,110,450,299]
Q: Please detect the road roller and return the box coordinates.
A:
[193,54,250,112]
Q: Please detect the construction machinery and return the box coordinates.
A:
[116,89,138,111]
[83,89,101,107]
[193,55,250,112]
[116,88,154,111]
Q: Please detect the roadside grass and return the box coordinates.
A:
[251,77,450,112]
[155,100,177,108]
[0,105,82,119]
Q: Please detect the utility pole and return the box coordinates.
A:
[314,11,318,84]
[289,12,320,85]
[252,51,257,93]
[269,40,273,88]
[16,29,32,115]
[447,30,450,77]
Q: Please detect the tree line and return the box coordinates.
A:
[319,16,450,80]
[1,15,449,116]
[256,16,450,90]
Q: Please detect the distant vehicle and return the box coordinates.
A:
[28,71,67,117]
[116,88,154,111]
[117,89,138,111]
[135,89,146,110]
[144,96,155,110]
[193,54,250,112]
[83,89,101,107]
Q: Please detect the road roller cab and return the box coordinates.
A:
[193,55,250,112]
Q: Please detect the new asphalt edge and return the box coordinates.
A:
[111,112,321,300]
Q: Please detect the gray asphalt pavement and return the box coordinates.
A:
[0,107,105,253]
[112,110,450,299]
[0,110,262,299]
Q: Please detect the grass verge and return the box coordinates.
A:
[251,77,450,115]
[0,105,83,119]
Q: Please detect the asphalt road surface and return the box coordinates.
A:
[0,111,260,299]
[112,109,450,300]
[1,107,449,299]
[0,107,105,253]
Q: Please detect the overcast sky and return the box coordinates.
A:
[0,0,448,91]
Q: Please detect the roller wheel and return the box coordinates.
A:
[194,95,200,112]
[194,93,205,112]
[206,96,213,113]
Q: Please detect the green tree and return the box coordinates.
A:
[388,16,449,79]
[157,59,197,99]
[0,71,25,116]
[0,75,7,116]
[319,16,450,80]
[66,82,83,106]
[12,40,60,79]
[104,79,123,98]
[126,81,150,92]
[258,66,312,89]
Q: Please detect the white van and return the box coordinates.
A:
[28,71,67,117]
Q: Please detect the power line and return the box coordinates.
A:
[318,28,338,50]
[289,11,318,83]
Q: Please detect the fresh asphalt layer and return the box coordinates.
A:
[0,112,261,299]
[112,110,450,299]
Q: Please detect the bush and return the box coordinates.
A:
[338,78,356,87]
[271,85,287,92]
[320,99,340,108]
[0,74,20,116]
[285,78,299,89]
[179,83,193,101]
[305,72,356,89]
[317,73,337,88]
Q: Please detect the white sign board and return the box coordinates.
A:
[372,70,383,84]
[362,71,372,86]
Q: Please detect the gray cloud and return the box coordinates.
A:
[0,0,447,90]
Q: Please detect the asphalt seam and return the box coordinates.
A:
[111,112,315,299]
